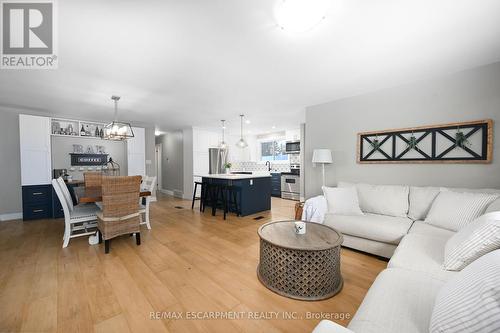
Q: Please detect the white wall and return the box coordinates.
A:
[305,62,500,198]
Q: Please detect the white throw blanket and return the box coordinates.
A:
[301,195,328,223]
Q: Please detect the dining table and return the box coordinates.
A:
[74,186,151,203]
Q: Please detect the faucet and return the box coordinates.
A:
[265,161,271,171]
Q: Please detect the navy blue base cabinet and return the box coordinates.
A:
[202,176,272,217]
[271,173,281,197]
[22,185,53,220]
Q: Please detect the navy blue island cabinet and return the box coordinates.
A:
[201,175,272,217]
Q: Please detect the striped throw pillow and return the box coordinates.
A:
[430,250,500,333]
[444,212,500,271]
[424,191,499,231]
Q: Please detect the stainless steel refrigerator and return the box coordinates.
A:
[209,148,228,174]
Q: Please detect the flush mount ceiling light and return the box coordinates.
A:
[236,115,248,148]
[274,0,330,33]
[104,96,135,141]
[219,120,228,150]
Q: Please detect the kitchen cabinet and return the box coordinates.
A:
[271,172,281,197]
[127,127,146,176]
[19,114,52,186]
[19,115,53,221]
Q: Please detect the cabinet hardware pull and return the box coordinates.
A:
[33,192,44,195]
[33,209,44,213]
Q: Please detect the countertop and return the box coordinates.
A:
[196,172,272,180]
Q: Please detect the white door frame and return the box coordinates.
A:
[155,143,162,192]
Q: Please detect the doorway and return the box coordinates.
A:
[155,143,162,194]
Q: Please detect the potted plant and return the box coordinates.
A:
[223,162,232,174]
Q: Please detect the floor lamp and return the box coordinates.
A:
[312,149,333,187]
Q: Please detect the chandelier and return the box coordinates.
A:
[103,96,135,141]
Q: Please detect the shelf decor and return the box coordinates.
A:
[357,119,493,164]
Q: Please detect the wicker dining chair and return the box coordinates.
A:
[84,172,102,187]
[96,176,142,254]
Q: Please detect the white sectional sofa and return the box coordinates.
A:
[310,182,500,333]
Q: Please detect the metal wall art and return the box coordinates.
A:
[357,119,493,164]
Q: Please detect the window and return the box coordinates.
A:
[260,140,288,161]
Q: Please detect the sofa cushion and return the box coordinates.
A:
[486,198,500,213]
[338,182,409,218]
[424,191,499,231]
[323,213,413,245]
[348,268,445,333]
[408,221,456,239]
[430,250,500,333]
[444,212,500,271]
[388,233,457,281]
[322,186,364,216]
[408,186,441,220]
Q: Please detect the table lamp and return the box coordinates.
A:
[312,149,333,186]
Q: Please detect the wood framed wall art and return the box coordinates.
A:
[357,119,493,164]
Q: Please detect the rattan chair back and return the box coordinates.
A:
[84,172,102,187]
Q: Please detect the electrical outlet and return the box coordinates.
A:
[250,179,253,185]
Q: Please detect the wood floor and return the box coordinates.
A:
[0,194,387,333]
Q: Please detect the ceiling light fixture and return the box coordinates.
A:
[236,115,248,148]
[274,0,330,33]
[104,96,135,141]
[219,120,228,150]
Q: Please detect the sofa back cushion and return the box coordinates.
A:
[425,191,499,231]
[408,186,441,220]
[430,249,500,333]
[443,212,500,271]
[338,182,409,218]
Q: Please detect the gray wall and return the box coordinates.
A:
[51,136,127,179]
[0,110,22,215]
[156,131,184,195]
[305,62,500,198]
[144,128,156,178]
[182,128,194,199]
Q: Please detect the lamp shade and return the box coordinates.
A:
[312,149,333,164]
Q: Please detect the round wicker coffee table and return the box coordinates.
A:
[257,220,343,301]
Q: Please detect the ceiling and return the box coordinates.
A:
[1,0,500,135]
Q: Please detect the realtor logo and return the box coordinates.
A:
[1,0,57,69]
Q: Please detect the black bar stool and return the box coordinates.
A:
[191,181,204,211]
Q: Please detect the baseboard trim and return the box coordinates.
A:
[159,189,174,196]
[0,212,23,221]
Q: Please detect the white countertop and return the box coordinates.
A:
[195,172,272,180]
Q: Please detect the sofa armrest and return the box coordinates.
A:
[312,320,354,333]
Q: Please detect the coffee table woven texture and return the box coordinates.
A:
[257,220,343,301]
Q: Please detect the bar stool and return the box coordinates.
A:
[191,181,204,211]
[203,183,240,220]
[220,185,240,220]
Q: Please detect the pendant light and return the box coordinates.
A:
[236,114,248,148]
[103,96,135,141]
[219,120,227,150]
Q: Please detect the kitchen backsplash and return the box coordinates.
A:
[231,161,291,173]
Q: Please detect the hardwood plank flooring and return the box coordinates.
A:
[0,194,387,332]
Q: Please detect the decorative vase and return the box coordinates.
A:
[294,221,306,235]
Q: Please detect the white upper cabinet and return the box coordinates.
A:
[19,114,52,186]
[127,127,146,177]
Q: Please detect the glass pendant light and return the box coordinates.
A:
[103,96,135,141]
[236,114,248,148]
[219,120,227,150]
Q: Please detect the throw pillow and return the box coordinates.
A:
[322,186,364,216]
[443,212,500,271]
[339,183,409,218]
[408,186,441,220]
[430,250,500,333]
[424,191,498,231]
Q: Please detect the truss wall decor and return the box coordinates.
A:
[357,119,493,164]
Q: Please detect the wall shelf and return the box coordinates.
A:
[50,117,106,139]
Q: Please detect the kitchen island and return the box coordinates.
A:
[198,173,272,217]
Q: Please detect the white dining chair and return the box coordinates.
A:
[52,179,100,248]
[139,175,156,230]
